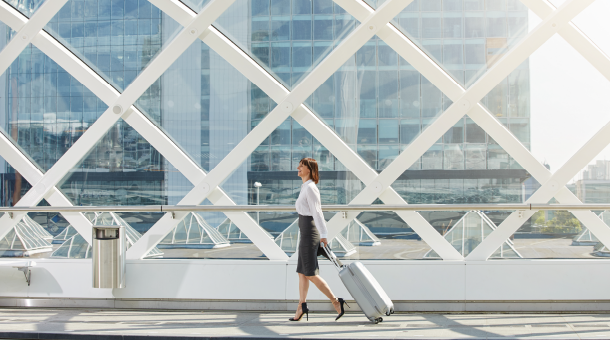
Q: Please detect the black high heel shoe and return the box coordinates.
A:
[335,298,349,321]
[289,302,309,321]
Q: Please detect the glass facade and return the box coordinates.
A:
[1,0,609,261]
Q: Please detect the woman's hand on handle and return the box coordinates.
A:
[320,238,328,247]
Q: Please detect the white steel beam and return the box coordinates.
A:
[0,132,94,243]
[320,0,592,240]
[199,27,462,259]
[334,0,463,100]
[467,119,610,260]
[182,0,414,203]
[0,2,25,31]
[122,110,288,260]
[0,0,68,76]
[521,0,610,83]
[0,0,286,260]
[127,0,419,259]
[0,0,237,241]
[467,107,610,258]
[335,0,610,256]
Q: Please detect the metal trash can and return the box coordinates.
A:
[92,225,126,288]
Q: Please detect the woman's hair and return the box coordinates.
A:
[300,158,319,184]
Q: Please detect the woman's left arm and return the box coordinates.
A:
[305,185,328,244]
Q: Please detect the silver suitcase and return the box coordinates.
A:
[323,245,394,323]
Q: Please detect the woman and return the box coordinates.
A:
[290,157,348,322]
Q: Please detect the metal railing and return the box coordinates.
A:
[1,204,610,213]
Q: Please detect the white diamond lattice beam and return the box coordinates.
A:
[0,0,606,263]
[147,0,463,260]
[463,0,610,260]
[0,131,94,243]
[315,0,594,242]
[0,0,68,76]
[0,0,288,260]
[334,0,610,259]
[0,0,238,240]
[126,0,425,259]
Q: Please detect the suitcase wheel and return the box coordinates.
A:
[390,308,395,314]
[386,311,391,316]
[374,317,383,324]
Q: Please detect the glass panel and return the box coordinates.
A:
[363,0,530,87]
[133,39,275,173]
[0,22,16,56]
[303,38,447,171]
[0,214,53,257]
[425,210,519,259]
[3,0,46,17]
[154,212,257,259]
[480,21,608,174]
[0,155,34,207]
[57,119,194,209]
[214,0,359,89]
[332,211,434,260]
[0,43,108,171]
[153,130,368,259]
[44,0,184,92]
[494,210,598,259]
[393,138,539,206]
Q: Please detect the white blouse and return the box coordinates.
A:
[295,179,328,238]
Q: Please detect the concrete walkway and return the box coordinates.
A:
[2,308,610,339]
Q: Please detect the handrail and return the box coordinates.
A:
[1,204,610,213]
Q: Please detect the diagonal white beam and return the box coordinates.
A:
[0,131,94,243]
[185,0,415,203]
[146,0,462,260]
[345,0,610,255]
[319,0,593,240]
[126,0,419,258]
[467,119,610,260]
[0,0,286,260]
[467,107,610,257]
[121,111,288,260]
[0,0,237,242]
[335,0,610,255]
[521,0,610,83]
[0,0,68,76]
[334,0,464,100]
[195,26,462,259]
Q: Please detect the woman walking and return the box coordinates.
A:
[290,157,348,322]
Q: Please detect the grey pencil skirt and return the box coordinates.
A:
[296,214,325,276]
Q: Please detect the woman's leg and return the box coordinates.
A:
[299,273,309,303]
[294,273,309,318]
[307,275,341,313]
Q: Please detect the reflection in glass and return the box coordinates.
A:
[154,213,268,259]
[373,0,531,88]
[496,210,599,259]
[44,0,184,92]
[330,212,433,260]
[214,0,359,89]
[3,0,46,17]
[58,120,193,207]
[1,44,108,171]
[0,215,53,257]
[425,211,521,258]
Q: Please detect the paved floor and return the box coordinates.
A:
[3,308,610,339]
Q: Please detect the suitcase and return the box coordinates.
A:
[323,244,394,323]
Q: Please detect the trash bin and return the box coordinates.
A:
[92,225,125,288]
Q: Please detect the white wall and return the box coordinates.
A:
[3,259,610,311]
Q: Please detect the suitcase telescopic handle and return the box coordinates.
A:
[322,243,343,271]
